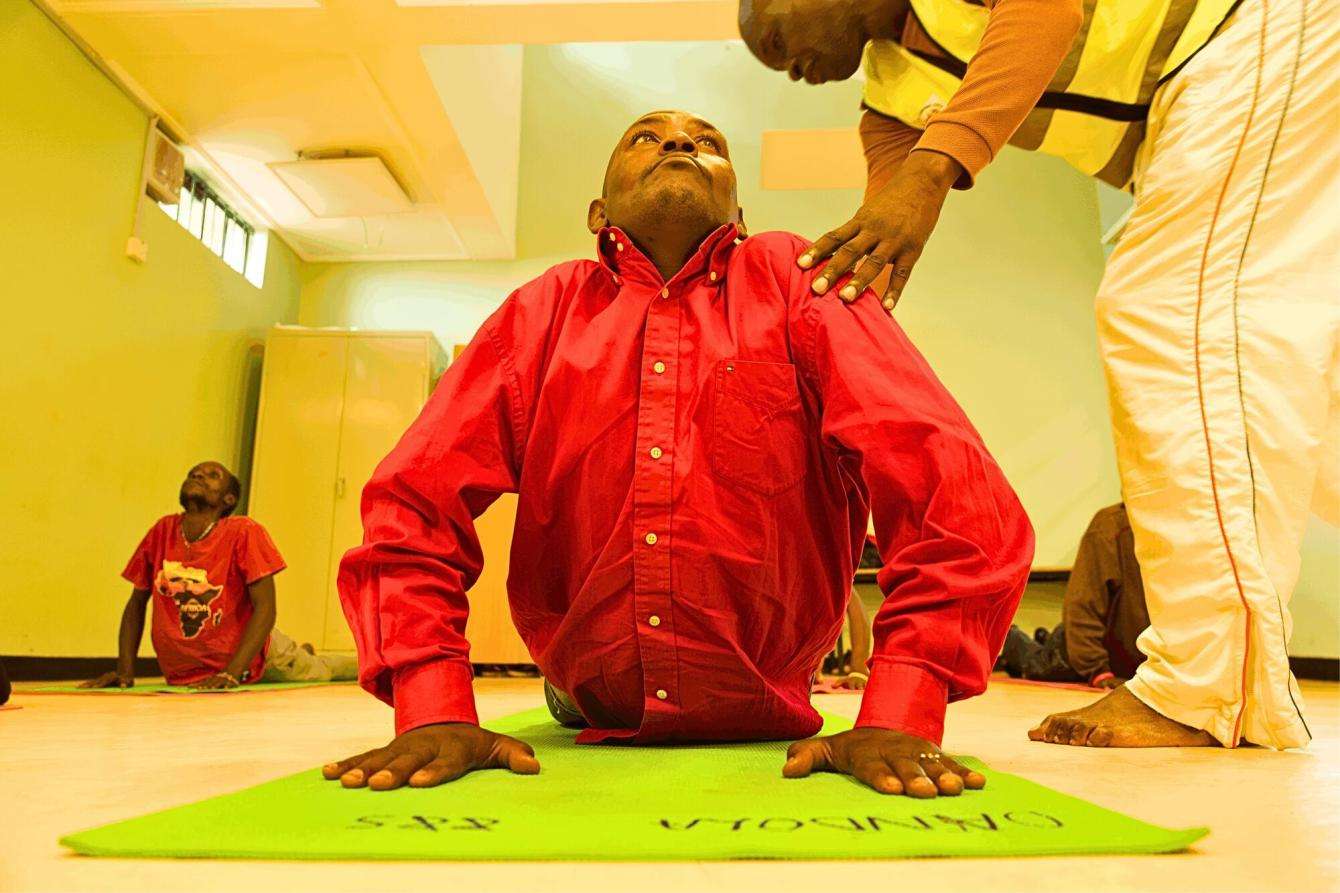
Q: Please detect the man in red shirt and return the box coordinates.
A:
[325,110,1034,799]
[81,461,356,690]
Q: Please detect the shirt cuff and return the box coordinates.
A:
[392,659,479,736]
[913,120,993,189]
[854,660,950,745]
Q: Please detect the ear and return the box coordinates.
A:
[588,198,609,234]
[222,491,238,512]
[736,206,748,238]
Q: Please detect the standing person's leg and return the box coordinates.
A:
[1033,0,1336,749]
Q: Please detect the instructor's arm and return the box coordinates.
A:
[803,0,1083,309]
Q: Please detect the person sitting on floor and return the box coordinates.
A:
[325,110,1034,799]
[997,503,1148,690]
[80,461,356,690]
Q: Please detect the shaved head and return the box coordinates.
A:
[589,110,743,261]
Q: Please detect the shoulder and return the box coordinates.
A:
[487,259,604,336]
[731,231,812,279]
[220,516,269,538]
[729,231,825,311]
[1089,503,1129,533]
[148,514,179,536]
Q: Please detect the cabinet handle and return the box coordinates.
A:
[336,477,346,498]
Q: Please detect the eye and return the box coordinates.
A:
[630,130,659,145]
[696,135,721,151]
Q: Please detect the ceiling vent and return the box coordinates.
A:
[268,154,412,218]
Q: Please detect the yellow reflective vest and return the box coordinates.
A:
[862,0,1239,187]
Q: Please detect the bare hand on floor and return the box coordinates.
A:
[78,671,133,688]
[323,723,540,790]
[783,727,985,798]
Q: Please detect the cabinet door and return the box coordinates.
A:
[248,333,347,648]
[323,336,431,650]
[464,493,532,664]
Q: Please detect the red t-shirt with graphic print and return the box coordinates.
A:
[122,514,286,685]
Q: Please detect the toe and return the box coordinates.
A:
[1068,723,1093,746]
[1088,726,1113,747]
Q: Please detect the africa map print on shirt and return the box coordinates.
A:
[155,561,224,638]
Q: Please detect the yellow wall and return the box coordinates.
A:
[0,2,302,657]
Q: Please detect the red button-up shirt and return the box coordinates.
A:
[338,225,1033,746]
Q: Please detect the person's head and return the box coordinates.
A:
[737,0,892,85]
[178,461,241,518]
[588,110,745,249]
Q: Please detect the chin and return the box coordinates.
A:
[644,182,719,228]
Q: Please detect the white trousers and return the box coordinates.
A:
[1096,0,1339,748]
[261,629,359,683]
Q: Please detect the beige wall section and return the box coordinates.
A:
[0,1,302,658]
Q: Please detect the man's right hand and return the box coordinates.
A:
[322,723,540,791]
[79,670,133,689]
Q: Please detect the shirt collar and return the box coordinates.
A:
[597,223,742,291]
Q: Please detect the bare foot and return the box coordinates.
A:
[301,642,316,655]
[1028,684,1218,747]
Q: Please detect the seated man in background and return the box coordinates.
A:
[997,504,1148,689]
[327,110,1034,799]
[81,462,356,690]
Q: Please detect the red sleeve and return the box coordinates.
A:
[235,520,286,584]
[336,271,563,736]
[782,236,1034,744]
[121,518,165,590]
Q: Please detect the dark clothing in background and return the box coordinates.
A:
[0,658,9,705]
[1063,504,1149,681]
[1001,625,1083,683]
[1000,504,1149,685]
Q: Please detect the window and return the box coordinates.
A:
[158,171,267,288]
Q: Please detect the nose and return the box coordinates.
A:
[659,131,697,156]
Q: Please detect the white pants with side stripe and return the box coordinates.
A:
[1096,0,1338,748]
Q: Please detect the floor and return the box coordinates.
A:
[3,677,1337,893]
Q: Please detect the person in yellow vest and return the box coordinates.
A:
[739,0,1337,750]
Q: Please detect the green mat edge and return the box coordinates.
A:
[58,826,1209,862]
[30,681,356,694]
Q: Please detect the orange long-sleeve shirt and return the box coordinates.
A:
[864,0,1084,190]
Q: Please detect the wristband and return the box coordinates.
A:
[845,671,869,682]
[1090,672,1115,687]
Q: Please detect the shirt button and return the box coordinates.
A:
[709,271,718,282]
[649,446,663,459]
[644,532,658,545]
[655,689,668,700]
[648,615,662,627]
[653,361,666,374]
[660,288,669,299]
[616,243,625,253]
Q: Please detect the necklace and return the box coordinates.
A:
[183,518,217,545]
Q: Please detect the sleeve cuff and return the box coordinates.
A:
[854,660,949,745]
[913,120,993,189]
[1090,671,1116,687]
[392,659,479,736]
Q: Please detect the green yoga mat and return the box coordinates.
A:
[33,680,354,694]
[61,708,1206,861]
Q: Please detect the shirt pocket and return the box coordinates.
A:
[709,359,807,497]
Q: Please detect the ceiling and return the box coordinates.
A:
[46,0,743,262]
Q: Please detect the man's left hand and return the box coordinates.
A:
[783,727,985,797]
[799,152,961,312]
[191,673,240,691]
